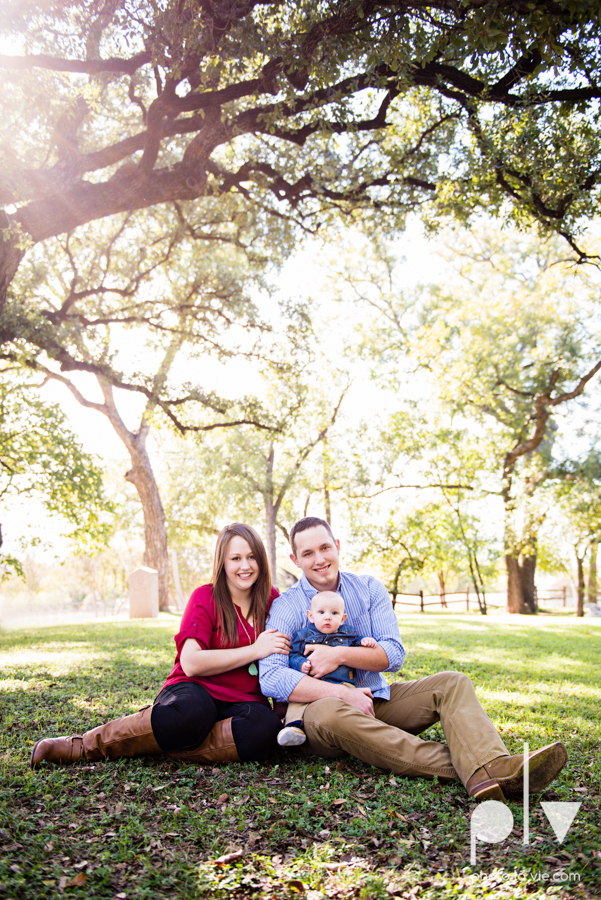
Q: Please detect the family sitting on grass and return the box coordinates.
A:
[32,517,568,804]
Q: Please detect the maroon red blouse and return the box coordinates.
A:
[160,583,279,705]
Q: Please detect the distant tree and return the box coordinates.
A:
[355,503,466,603]
[14,210,298,609]
[0,370,110,575]
[348,418,498,613]
[164,365,349,586]
[332,227,601,613]
[551,454,601,617]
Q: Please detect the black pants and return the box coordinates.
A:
[150,681,282,762]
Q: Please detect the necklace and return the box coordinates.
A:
[234,605,259,676]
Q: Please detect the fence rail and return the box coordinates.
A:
[390,585,575,612]
[534,587,568,608]
[389,588,505,612]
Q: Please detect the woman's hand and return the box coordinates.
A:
[253,628,290,659]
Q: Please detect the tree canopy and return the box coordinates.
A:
[0,369,111,573]
[327,225,601,612]
[1,0,600,326]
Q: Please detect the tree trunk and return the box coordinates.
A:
[0,213,25,314]
[94,378,171,611]
[576,554,585,617]
[323,439,331,525]
[519,552,537,614]
[265,501,277,590]
[587,539,598,605]
[264,444,278,589]
[505,553,536,614]
[437,570,447,608]
[125,434,170,612]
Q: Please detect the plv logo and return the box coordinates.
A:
[470,743,580,864]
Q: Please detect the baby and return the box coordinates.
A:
[277,591,377,747]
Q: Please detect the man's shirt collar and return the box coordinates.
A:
[299,572,342,598]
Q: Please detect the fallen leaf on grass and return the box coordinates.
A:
[234,795,250,805]
[67,872,87,887]
[332,798,347,806]
[287,880,306,893]
[73,861,89,870]
[217,793,229,804]
[214,850,244,866]
[58,875,68,892]
[9,864,20,873]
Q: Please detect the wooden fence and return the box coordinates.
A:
[390,585,572,612]
[389,588,504,612]
[534,587,569,608]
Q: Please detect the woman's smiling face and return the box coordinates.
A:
[223,535,259,597]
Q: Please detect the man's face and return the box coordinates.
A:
[306,591,347,633]
[290,525,340,591]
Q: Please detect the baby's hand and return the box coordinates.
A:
[300,660,311,674]
[360,637,378,648]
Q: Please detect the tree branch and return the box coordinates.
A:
[0,50,151,75]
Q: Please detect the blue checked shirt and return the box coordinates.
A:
[259,571,405,702]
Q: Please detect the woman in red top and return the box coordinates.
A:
[31,523,290,767]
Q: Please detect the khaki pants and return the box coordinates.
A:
[294,671,509,787]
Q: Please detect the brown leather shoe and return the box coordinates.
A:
[466,741,568,801]
[31,735,84,768]
[465,769,506,801]
[166,718,240,764]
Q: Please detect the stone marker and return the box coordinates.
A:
[129,566,159,618]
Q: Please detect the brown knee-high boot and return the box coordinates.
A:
[166,718,240,764]
[31,710,240,767]
[31,706,161,768]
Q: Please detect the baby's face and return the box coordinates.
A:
[307,591,347,634]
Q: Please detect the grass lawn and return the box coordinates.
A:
[0,612,599,900]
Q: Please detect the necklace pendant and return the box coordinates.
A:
[248,662,258,676]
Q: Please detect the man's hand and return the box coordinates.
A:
[339,685,375,717]
[302,644,342,679]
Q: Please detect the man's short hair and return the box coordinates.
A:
[290,516,336,556]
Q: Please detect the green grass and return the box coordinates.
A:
[0,614,600,900]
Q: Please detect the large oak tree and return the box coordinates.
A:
[1,0,600,350]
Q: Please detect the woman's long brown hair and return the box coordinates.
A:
[211,523,272,647]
